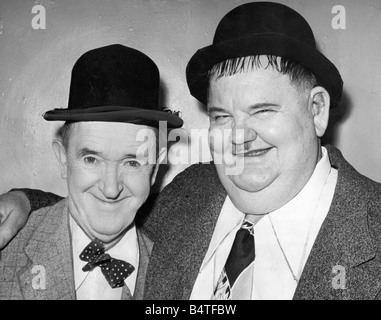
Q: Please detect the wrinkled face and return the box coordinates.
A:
[208,67,328,214]
[54,122,160,243]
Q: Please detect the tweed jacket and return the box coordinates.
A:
[141,145,381,300]
[0,199,153,300]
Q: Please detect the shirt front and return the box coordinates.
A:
[190,147,338,300]
[70,215,139,300]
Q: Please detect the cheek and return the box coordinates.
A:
[288,115,316,150]
[270,118,316,170]
[66,163,98,192]
[259,115,306,147]
[209,127,231,155]
[122,169,153,198]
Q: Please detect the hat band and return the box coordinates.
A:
[49,105,159,114]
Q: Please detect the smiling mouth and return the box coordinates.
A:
[92,195,130,204]
[234,147,273,157]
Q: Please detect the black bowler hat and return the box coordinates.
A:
[43,44,183,128]
[186,2,343,108]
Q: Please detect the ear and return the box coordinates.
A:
[150,147,167,186]
[309,86,330,137]
[52,139,68,179]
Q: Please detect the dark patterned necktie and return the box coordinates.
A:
[80,239,135,289]
[214,220,255,299]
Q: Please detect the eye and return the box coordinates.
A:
[252,108,275,118]
[215,115,229,120]
[83,156,97,164]
[210,113,230,124]
[125,160,141,168]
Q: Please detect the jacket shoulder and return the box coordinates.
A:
[0,203,53,255]
[154,162,223,211]
[326,144,381,246]
[164,163,219,193]
[140,163,226,240]
[0,199,67,299]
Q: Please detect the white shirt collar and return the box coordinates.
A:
[70,215,139,299]
[259,146,333,279]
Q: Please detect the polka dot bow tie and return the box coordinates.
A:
[80,239,135,289]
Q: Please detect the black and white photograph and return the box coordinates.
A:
[0,0,380,305]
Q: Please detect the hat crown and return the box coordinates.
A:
[186,2,343,108]
[43,44,183,128]
[213,2,316,48]
[68,44,159,110]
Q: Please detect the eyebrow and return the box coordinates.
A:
[76,148,102,158]
[207,107,228,115]
[249,103,281,110]
[207,103,280,115]
[76,148,137,159]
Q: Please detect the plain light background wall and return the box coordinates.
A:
[0,0,380,197]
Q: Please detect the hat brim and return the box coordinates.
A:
[186,33,343,108]
[43,105,183,129]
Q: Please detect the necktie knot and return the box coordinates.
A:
[80,239,135,289]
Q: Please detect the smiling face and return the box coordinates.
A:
[207,64,330,214]
[53,122,162,243]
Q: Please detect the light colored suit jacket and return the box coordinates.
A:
[0,199,153,300]
[142,145,381,300]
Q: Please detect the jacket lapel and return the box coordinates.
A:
[19,199,76,300]
[294,146,381,299]
[121,229,153,300]
[144,164,227,300]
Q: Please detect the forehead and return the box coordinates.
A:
[67,122,157,154]
[208,67,301,109]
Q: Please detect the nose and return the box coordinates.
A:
[231,118,257,148]
[99,165,123,200]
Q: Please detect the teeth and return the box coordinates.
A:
[250,149,268,155]
[235,148,270,156]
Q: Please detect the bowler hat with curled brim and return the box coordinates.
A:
[186,2,343,108]
[43,44,183,128]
